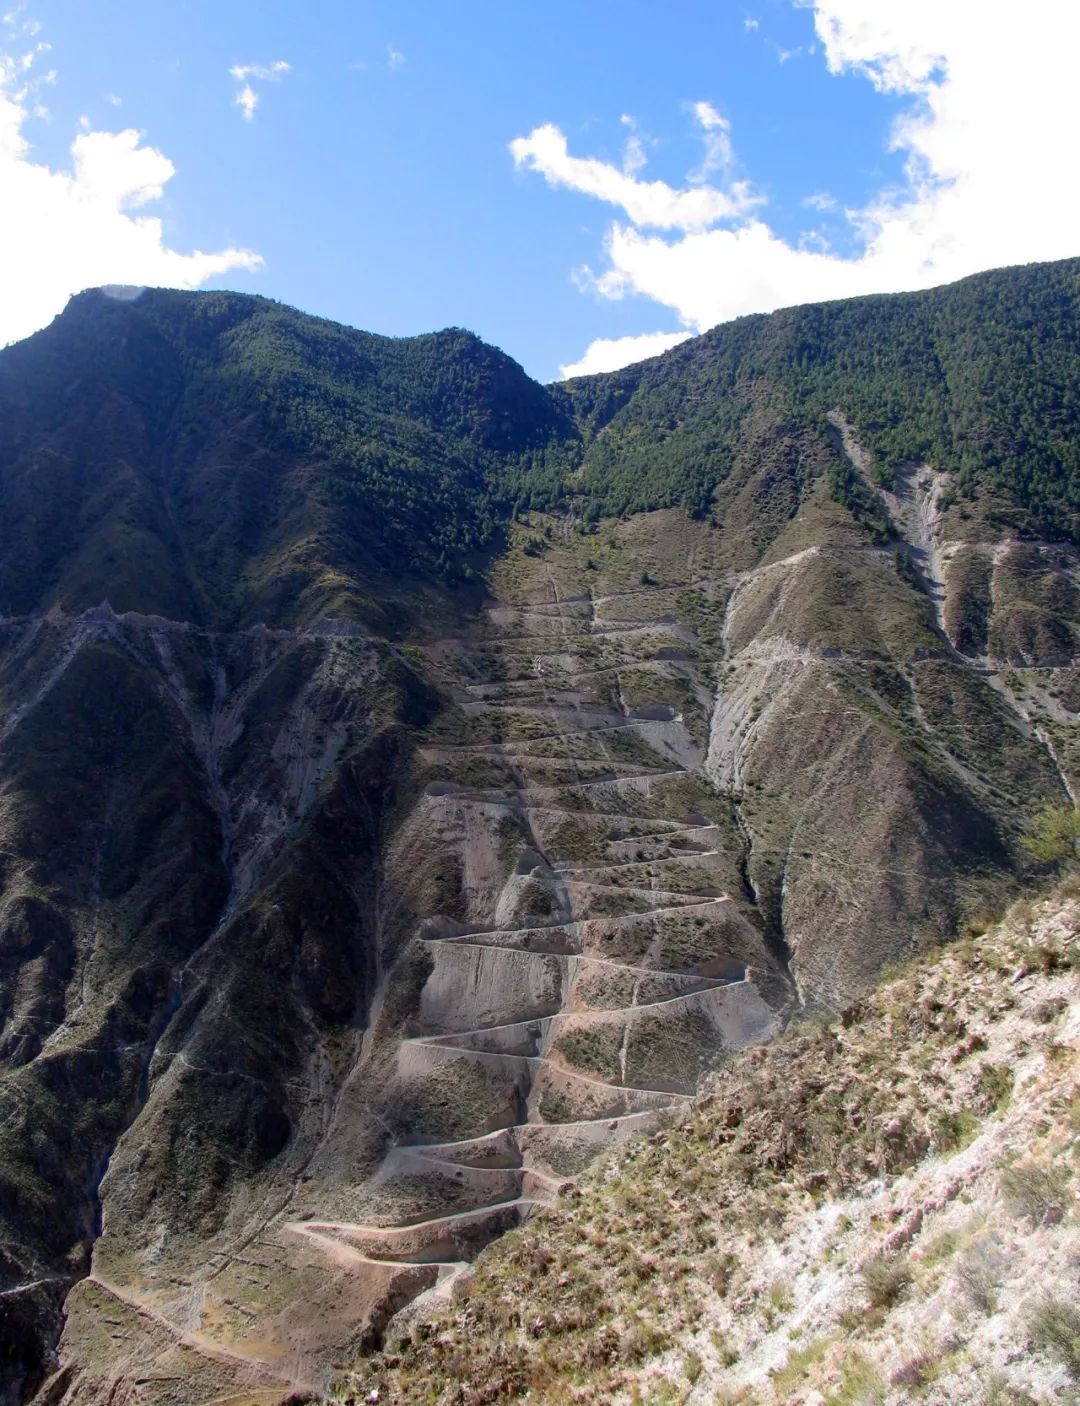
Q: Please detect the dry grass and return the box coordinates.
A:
[1027,1294,1080,1380]
[861,1255,913,1311]
[999,1158,1072,1222]
[333,885,1080,1406]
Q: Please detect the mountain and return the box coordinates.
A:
[338,881,1080,1405]
[0,260,1075,1404]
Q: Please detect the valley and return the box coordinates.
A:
[0,265,1075,1403]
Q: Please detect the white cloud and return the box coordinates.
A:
[510,114,759,234]
[104,91,120,106]
[386,45,405,71]
[0,32,261,346]
[744,16,760,31]
[559,329,692,379]
[802,190,837,212]
[687,100,733,184]
[518,0,1080,374]
[229,59,289,121]
[234,83,257,120]
[618,113,647,177]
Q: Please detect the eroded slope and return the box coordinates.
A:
[338,883,1080,1406]
[17,480,1078,1406]
[37,530,796,1403]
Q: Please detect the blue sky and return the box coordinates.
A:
[2,2,1078,380]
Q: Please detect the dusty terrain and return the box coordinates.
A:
[35,523,795,1403]
[338,882,1080,1405]
[22,474,1080,1405]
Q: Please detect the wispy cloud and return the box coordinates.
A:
[516,0,1080,375]
[0,20,261,346]
[618,113,648,176]
[510,104,760,235]
[767,39,804,63]
[229,59,289,121]
[386,44,405,71]
[687,100,733,184]
[802,190,837,212]
[2,5,40,38]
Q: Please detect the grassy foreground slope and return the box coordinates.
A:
[338,878,1080,1405]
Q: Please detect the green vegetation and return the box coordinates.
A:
[562,258,1080,539]
[0,288,576,619]
[4,260,1079,633]
[555,1024,624,1079]
[1023,802,1080,862]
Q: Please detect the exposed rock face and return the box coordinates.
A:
[0,274,1074,1402]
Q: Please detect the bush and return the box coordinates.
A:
[1022,803,1080,862]
[999,1160,1070,1221]
[833,1351,887,1405]
[973,1062,1014,1114]
[955,1240,1004,1314]
[862,1254,913,1310]
[977,1370,1036,1406]
[1027,1293,1080,1379]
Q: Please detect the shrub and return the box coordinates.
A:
[862,1254,913,1310]
[954,1240,1004,1314]
[1022,803,1080,863]
[932,1107,981,1152]
[832,1351,887,1405]
[704,1250,740,1295]
[999,1159,1070,1221]
[979,1371,1036,1406]
[1027,1293,1080,1379]
[973,1063,1014,1114]
[768,1279,794,1314]
[772,1333,837,1396]
[709,1329,739,1367]
[891,1348,939,1389]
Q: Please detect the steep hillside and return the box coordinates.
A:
[0,264,1075,1404]
[0,287,571,626]
[558,257,1080,539]
[338,880,1080,1405]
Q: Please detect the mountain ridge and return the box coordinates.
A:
[0,259,1075,1404]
